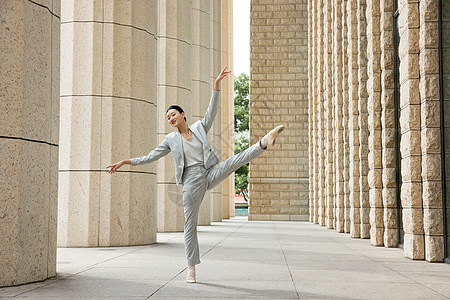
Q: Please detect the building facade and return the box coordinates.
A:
[307,0,449,261]
[249,0,449,262]
[0,0,233,287]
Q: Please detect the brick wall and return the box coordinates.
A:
[248,0,310,221]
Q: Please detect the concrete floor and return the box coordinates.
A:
[1,217,450,299]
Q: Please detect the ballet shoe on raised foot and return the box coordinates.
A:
[186,267,196,284]
[260,125,285,149]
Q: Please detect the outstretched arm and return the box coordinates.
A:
[106,138,171,174]
[202,66,231,132]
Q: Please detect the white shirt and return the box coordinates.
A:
[182,132,204,167]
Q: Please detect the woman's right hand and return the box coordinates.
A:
[106,159,130,174]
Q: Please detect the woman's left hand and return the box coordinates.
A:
[214,66,231,90]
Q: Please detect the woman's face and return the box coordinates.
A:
[167,109,185,128]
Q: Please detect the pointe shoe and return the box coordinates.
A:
[260,125,285,149]
[186,268,196,283]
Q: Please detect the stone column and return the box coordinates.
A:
[210,0,223,223]
[358,0,370,239]
[334,0,345,232]
[192,0,212,226]
[59,1,158,247]
[347,0,361,237]
[325,0,335,229]
[222,0,234,219]
[308,0,315,223]
[156,0,192,232]
[380,0,398,248]
[419,0,444,262]
[312,0,320,224]
[0,0,59,286]
[367,0,384,246]
[342,0,351,233]
[319,0,327,226]
[398,0,424,259]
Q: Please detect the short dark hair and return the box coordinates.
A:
[167,105,187,121]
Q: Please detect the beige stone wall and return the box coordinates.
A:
[59,0,158,246]
[308,0,447,261]
[248,0,310,222]
[0,0,59,286]
[443,0,450,260]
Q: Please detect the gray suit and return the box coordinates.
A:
[131,90,221,185]
[131,89,265,266]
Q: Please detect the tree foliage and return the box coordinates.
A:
[234,73,250,198]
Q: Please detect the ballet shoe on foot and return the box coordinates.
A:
[260,125,285,149]
[186,267,196,283]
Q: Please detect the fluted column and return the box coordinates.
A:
[419,0,444,262]
[398,0,424,259]
[156,0,192,232]
[0,0,60,287]
[59,1,158,246]
[210,0,223,222]
[222,0,234,219]
[367,0,384,246]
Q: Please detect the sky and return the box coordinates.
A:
[233,0,250,77]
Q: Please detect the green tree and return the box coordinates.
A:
[234,73,249,199]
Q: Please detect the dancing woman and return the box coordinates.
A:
[106,66,284,283]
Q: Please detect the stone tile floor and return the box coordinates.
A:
[1,217,450,299]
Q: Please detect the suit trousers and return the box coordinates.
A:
[181,142,265,266]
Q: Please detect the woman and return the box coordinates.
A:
[106,66,284,283]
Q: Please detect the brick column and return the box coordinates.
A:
[380,0,398,247]
[347,0,361,237]
[419,0,444,262]
[398,0,424,259]
[249,0,309,222]
[334,0,345,232]
[367,0,384,246]
[358,0,370,239]
[0,0,59,286]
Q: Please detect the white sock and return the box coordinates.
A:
[187,265,195,277]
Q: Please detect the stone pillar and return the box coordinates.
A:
[319,0,327,226]
[0,0,59,286]
[419,0,444,262]
[380,0,398,248]
[325,0,335,229]
[342,0,351,234]
[222,0,234,219]
[248,0,309,222]
[210,0,223,223]
[398,0,424,259]
[192,0,212,226]
[347,0,361,237]
[358,0,370,239]
[367,0,384,246]
[334,0,345,232]
[308,0,315,223]
[59,1,158,247]
[156,0,192,232]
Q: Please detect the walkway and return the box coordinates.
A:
[1,218,450,299]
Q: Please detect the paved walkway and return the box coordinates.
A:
[1,217,450,299]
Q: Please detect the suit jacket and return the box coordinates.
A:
[131,90,220,185]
